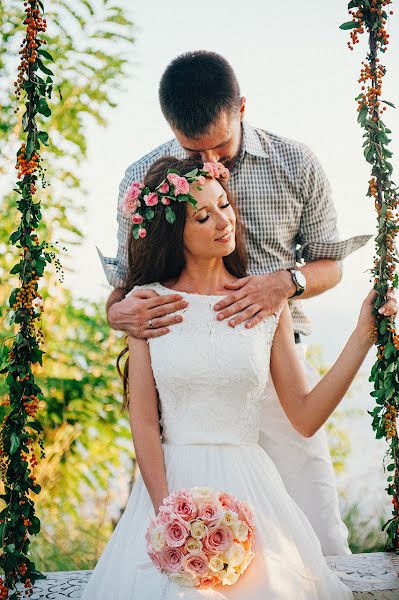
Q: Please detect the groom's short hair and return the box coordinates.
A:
[159,50,241,138]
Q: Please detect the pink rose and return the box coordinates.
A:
[148,550,162,569]
[197,175,206,185]
[138,228,147,238]
[163,489,191,506]
[170,495,198,522]
[219,492,239,513]
[197,500,223,525]
[164,518,190,547]
[132,213,143,224]
[158,181,169,194]
[159,545,184,572]
[167,173,189,195]
[202,162,220,178]
[203,525,233,554]
[144,192,159,207]
[122,184,142,217]
[161,196,170,205]
[157,505,175,525]
[183,552,208,578]
[236,501,255,530]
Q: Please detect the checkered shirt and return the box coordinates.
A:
[98,121,371,335]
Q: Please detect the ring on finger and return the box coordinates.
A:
[148,319,153,329]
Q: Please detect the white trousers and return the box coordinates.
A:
[258,343,351,556]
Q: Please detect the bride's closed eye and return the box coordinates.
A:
[198,202,230,224]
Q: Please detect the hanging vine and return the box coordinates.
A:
[0,0,58,596]
[341,0,399,551]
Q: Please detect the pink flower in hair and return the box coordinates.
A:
[197,175,206,185]
[144,192,159,207]
[122,182,142,217]
[161,197,170,205]
[138,228,147,238]
[202,162,220,178]
[158,181,170,194]
[167,173,190,195]
[132,213,144,225]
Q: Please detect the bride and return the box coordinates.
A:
[81,157,396,599]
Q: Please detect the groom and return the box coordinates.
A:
[99,50,371,555]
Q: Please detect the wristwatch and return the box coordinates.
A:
[286,268,306,298]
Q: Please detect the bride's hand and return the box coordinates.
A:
[356,288,397,339]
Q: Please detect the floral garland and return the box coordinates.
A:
[341,0,399,551]
[0,0,57,596]
[122,161,229,239]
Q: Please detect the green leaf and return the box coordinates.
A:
[387,463,395,472]
[38,131,49,146]
[145,209,155,220]
[9,433,20,455]
[183,169,198,178]
[37,58,54,77]
[339,21,357,30]
[6,544,15,553]
[37,97,51,118]
[38,49,54,62]
[165,206,176,224]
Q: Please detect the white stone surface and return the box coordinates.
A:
[17,553,399,599]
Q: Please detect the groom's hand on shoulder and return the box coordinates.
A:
[107,288,188,339]
[213,273,293,329]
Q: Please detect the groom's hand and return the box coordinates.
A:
[213,272,295,329]
[107,289,188,338]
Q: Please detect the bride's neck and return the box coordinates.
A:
[167,259,236,295]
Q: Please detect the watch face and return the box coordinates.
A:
[295,271,306,288]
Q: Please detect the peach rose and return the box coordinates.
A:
[158,181,169,194]
[138,228,147,238]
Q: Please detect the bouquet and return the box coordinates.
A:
[145,487,255,589]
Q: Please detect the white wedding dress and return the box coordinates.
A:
[81,282,352,600]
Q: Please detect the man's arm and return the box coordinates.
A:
[278,259,342,301]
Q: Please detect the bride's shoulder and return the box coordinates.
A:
[125,281,162,299]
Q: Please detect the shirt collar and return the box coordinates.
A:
[241,121,269,159]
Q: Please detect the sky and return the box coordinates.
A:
[66,0,399,364]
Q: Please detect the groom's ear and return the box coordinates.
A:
[239,97,246,121]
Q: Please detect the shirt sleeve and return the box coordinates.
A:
[295,145,372,263]
[96,163,143,289]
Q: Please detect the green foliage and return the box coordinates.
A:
[341,0,399,551]
[0,0,135,583]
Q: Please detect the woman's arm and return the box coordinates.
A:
[127,335,168,513]
[270,291,394,437]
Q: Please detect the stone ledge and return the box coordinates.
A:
[16,552,399,599]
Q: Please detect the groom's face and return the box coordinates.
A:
[172,98,246,170]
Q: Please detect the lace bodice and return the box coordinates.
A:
[128,282,282,445]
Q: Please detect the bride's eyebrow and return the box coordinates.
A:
[195,192,227,213]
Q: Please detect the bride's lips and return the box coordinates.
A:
[215,230,233,243]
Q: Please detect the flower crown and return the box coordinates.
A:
[121,161,230,239]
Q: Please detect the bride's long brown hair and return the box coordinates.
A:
[117,156,248,412]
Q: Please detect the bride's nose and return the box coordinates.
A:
[216,211,230,230]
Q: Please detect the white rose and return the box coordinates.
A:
[221,566,239,586]
[169,571,199,587]
[225,542,245,567]
[233,520,249,542]
[209,555,225,573]
[236,550,255,575]
[184,537,203,555]
[221,510,239,528]
[190,520,208,540]
[191,486,214,502]
[150,526,165,552]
